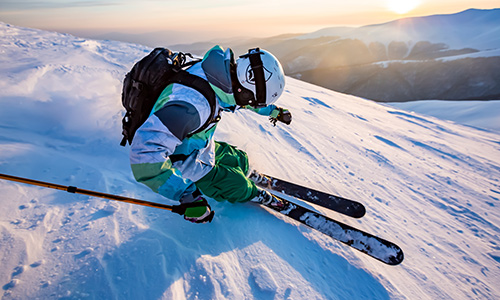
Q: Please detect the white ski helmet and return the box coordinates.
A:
[233,48,285,108]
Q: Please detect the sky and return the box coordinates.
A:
[0,0,499,44]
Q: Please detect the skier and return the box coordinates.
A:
[129,46,292,223]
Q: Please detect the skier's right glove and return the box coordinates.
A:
[269,107,292,126]
[182,196,215,224]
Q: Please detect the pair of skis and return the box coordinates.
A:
[249,171,404,265]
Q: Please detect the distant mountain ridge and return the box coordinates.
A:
[300,8,500,50]
[175,8,500,102]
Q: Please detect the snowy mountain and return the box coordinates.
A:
[299,8,500,51]
[286,8,500,102]
[1,23,500,299]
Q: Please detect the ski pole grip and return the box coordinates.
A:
[171,205,186,215]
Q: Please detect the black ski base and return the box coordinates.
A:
[250,171,366,218]
[263,194,404,265]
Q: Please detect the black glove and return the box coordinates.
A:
[183,196,214,224]
[172,193,214,224]
[270,108,292,126]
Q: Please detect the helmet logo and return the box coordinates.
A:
[245,65,272,85]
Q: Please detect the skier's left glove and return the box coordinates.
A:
[270,107,292,126]
[179,195,214,224]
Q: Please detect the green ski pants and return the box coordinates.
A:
[195,142,259,203]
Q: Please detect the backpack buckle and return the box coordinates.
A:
[132,80,143,91]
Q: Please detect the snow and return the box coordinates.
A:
[388,100,500,132]
[1,22,500,299]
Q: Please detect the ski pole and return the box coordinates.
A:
[0,173,179,212]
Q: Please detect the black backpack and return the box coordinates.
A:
[120,48,218,146]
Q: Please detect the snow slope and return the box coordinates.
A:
[1,23,500,299]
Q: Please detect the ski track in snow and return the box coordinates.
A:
[1,22,500,299]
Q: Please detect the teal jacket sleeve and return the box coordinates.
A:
[244,104,280,117]
[129,110,198,202]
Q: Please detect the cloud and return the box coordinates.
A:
[0,0,121,11]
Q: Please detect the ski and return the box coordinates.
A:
[250,171,366,218]
[262,195,404,265]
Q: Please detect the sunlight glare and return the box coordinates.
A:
[386,0,421,14]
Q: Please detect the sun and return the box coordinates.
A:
[386,0,421,14]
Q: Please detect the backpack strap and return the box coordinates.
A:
[168,70,220,137]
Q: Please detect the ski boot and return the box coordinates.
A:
[249,170,271,185]
[251,188,286,210]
